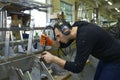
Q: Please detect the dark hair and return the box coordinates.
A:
[54,20,72,30]
[54,20,72,36]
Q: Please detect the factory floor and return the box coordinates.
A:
[52,56,98,80]
[67,48,98,80]
[69,57,98,80]
[51,48,99,80]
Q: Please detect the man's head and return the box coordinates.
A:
[54,20,72,35]
[54,20,72,43]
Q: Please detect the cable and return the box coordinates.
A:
[43,25,56,40]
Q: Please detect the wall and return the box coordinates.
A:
[50,0,116,23]
[50,0,75,21]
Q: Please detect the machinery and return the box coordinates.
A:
[0,0,55,80]
[0,0,98,80]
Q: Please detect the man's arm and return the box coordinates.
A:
[40,51,66,68]
[52,55,66,68]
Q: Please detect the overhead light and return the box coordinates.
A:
[116,10,120,12]
[115,8,120,13]
[115,8,118,10]
[107,1,112,5]
[105,0,108,1]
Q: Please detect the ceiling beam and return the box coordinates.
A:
[105,3,120,9]
[111,12,120,15]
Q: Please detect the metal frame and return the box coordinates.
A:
[0,54,54,80]
[0,1,54,80]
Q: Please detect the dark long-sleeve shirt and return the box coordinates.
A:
[60,21,120,73]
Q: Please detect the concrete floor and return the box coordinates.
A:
[70,59,97,80]
[61,49,99,80]
[51,55,99,80]
[30,48,99,80]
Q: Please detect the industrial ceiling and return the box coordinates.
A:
[0,0,119,19]
[99,0,120,19]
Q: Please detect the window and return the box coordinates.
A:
[60,1,73,22]
[24,0,48,36]
[34,0,46,3]
[31,9,47,27]
[31,0,47,27]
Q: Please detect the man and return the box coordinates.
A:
[40,21,120,80]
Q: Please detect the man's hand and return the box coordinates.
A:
[40,34,53,46]
[41,51,55,63]
[39,51,66,68]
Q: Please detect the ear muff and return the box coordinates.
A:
[58,21,71,35]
